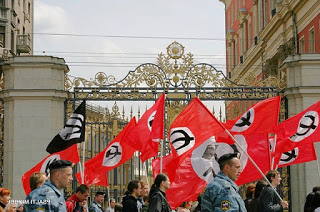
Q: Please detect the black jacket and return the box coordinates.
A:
[259,185,283,212]
[148,189,171,212]
[122,195,138,212]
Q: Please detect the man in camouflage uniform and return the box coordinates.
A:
[88,191,105,212]
[202,153,246,212]
[24,160,74,212]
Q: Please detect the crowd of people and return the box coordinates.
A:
[0,156,319,211]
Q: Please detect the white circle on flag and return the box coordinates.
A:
[147,111,157,131]
[40,155,61,176]
[290,111,319,142]
[170,127,195,156]
[279,148,299,165]
[231,108,255,132]
[191,135,248,183]
[103,142,122,167]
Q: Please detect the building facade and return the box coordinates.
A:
[220,0,320,210]
[0,0,33,56]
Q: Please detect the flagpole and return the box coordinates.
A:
[160,139,163,173]
[82,100,86,184]
[224,129,284,202]
[143,162,149,186]
[314,145,320,185]
[271,134,277,170]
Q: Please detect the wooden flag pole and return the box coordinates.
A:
[224,129,284,202]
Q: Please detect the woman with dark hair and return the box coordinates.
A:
[148,173,172,212]
[0,188,11,212]
[248,180,268,212]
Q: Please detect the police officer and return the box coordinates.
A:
[201,153,246,212]
[24,160,74,212]
[88,191,105,212]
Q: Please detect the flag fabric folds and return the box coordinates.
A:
[235,134,271,185]
[21,144,80,195]
[272,143,317,169]
[76,118,137,186]
[163,133,271,208]
[274,99,320,153]
[169,97,227,164]
[125,94,165,162]
[46,101,86,154]
[224,96,281,134]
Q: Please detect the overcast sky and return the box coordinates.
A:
[33,0,227,117]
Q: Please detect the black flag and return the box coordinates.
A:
[46,101,86,154]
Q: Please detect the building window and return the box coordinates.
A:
[0,26,5,47]
[299,37,305,53]
[309,28,315,53]
[28,2,31,15]
[0,0,4,7]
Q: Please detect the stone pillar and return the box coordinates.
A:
[281,54,320,212]
[0,56,69,199]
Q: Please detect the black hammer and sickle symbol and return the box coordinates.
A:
[171,130,195,151]
[235,111,252,127]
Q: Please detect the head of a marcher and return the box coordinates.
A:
[109,198,116,208]
[29,172,47,191]
[266,170,281,187]
[245,183,255,199]
[75,184,90,202]
[312,191,320,210]
[16,203,24,212]
[49,160,73,190]
[149,173,170,199]
[218,153,241,181]
[126,180,142,198]
[0,188,11,207]
[254,180,267,199]
[94,191,105,204]
[139,181,149,198]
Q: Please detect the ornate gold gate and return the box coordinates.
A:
[64,41,289,205]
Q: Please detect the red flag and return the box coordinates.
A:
[21,144,80,195]
[125,94,165,162]
[273,143,317,168]
[169,97,227,165]
[151,154,173,178]
[224,96,281,134]
[77,118,136,186]
[235,134,271,185]
[164,134,270,208]
[274,99,320,153]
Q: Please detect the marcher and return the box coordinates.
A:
[24,160,73,212]
[191,194,202,212]
[66,184,90,212]
[105,198,116,212]
[122,180,141,212]
[16,202,24,212]
[245,183,255,210]
[248,180,268,212]
[259,170,288,211]
[176,201,192,212]
[29,171,47,191]
[0,188,11,212]
[89,191,105,212]
[137,181,148,212]
[148,173,172,212]
[201,153,246,212]
[312,191,320,211]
